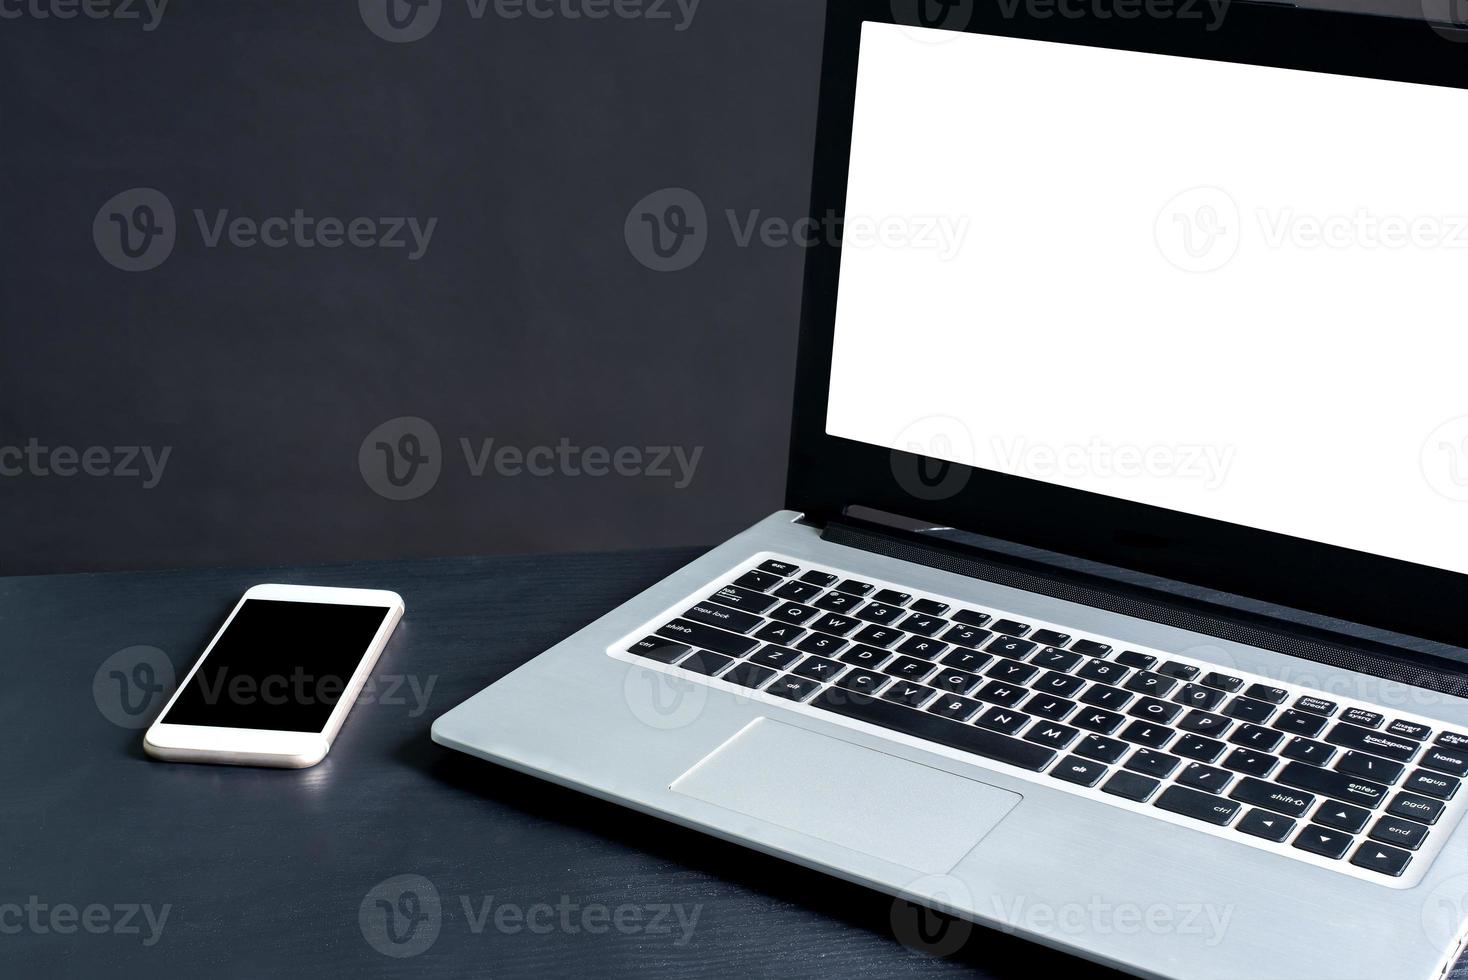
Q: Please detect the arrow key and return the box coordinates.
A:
[1314,801,1371,834]
[1350,842,1413,877]
[1237,807,1295,843]
[1292,824,1353,859]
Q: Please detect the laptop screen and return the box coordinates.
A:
[826,23,1468,577]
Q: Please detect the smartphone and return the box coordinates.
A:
[144,584,405,768]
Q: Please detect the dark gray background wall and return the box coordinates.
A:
[0,0,825,575]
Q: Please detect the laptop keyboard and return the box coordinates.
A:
[612,553,1468,886]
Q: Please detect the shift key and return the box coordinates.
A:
[657,618,760,656]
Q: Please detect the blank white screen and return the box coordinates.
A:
[827,23,1468,575]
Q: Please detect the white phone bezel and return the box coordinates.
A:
[143,583,405,768]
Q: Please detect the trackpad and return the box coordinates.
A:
[670,718,1021,874]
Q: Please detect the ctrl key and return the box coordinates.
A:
[1155,785,1241,826]
[628,636,690,664]
[1351,841,1413,877]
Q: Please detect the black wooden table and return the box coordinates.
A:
[4,548,1128,979]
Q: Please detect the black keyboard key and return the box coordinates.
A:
[1228,777,1313,817]
[657,619,760,657]
[794,632,848,657]
[1421,746,1468,777]
[810,614,861,637]
[1120,721,1174,749]
[1386,720,1432,741]
[1293,825,1353,859]
[1071,639,1112,658]
[1174,684,1226,711]
[1126,748,1180,777]
[986,635,1037,659]
[1177,762,1233,793]
[1369,815,1428,850]
[628,635,690,664]
[1338,751,1405,784]
[1115,651,1157,670]
[1052,756,1109,787]
[1074,708,1126,734]
[1277,761,1388,808]
[753,620,805,645]
[769,601,821,625]
[1341,708,1384,729]
[1237,808,1295,842]
[975,681,1028,708]
[1075,734,1129,764]
[1436,731,1468,750]
[1222,748,1278,778]
[721,661,776,689]
[1222,697,1275,724]
[1034,671,1086,699]
[1157,661,1199,680]
[791,655,844,682]
[1315,801,1371,833]
[1405,769,1460,800]
[939,648,990,672]
[881,682,938,708]
[1124,672,1177,697]
[1080,685,1133,710]
[1178,710,1231,738]
[678,649,735,676]
[709,585,779,614]
[1103,771,1161,802]
[834,667,890,696]
[1387,792,1444,825]
[1129,697,1182,725]
[853,625,904,648]
[1031,629,1072,648]
[1155,785,1240,825]
[767,674,821,701]
[813,590,861,612]
[1201,672,1244,692]
[1230,724,1283,752]
[882,655,936,681]
[910,598,949,616]
[750,644,803,670]
[838,644,892,668]
[1025,721,1080,749]
[1174,734,1227,763]
[897,635,949,660]
[1351,842,1412,877]
[975,706,1031,736]
[734,569,782,592]
[1032,648,1083,672]
[1281,737,1335,766]
[951,609,992,628]
[835,578,874,596]
[856,602,905,625]
[985,659,1039,684]
[927,694,982,720]
[942,624,993,649]
[1325,723,1419,764]
[798,570,838,587]
[1294,696,1337,717]
[1077,659,1127,685]
[772,580,823,603]
[810,688,1055,771]
[1244,683,1289,705]
[872,588,913,606]
[990,618,1031,636]
[1274,709,1327,738]
[757,559,799,576]
[897,614,947,638]
[1024,694,1077,721]
[684,601,762,634]
[932,668,983,696]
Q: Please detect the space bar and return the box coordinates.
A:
[809,689,1056,772]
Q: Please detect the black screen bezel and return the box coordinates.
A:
[787,0,1468,650]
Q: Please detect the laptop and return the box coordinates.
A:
[434,2,1468,977]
